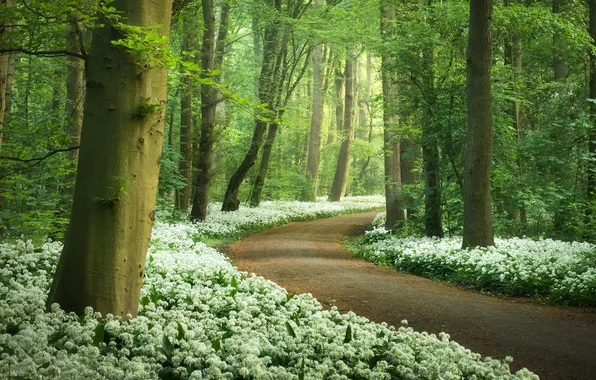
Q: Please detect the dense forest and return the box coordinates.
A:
[0,0,595,378]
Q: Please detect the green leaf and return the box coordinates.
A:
[285,321,296,338]
[344,324,352,344]
[176,321,185,340]
[162,335,174,358]
[298,355,306,380]
[211,338,221,351]
[231,276,238,290]
[93,323,105,347]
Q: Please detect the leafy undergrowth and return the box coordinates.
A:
[354,213,596,306]
[0,198,537,379]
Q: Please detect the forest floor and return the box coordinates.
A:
[224,211,596,380]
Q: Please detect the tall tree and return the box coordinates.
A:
[329,57,354,201]
[0,0,14,148]
[175,16,197,212]
[462,0,494,248]
[304,2,325,202]
[589,0,596,217]
[380,0,404,230]
[65,22,85,164]
[191,0,230,220]
[552,0,568,80]
[47,0,173,317]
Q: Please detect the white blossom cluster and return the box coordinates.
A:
[154,196,386,243]
[361,226,596,305]
[0,199,538,379]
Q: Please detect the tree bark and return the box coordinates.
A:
[47,0,173,317]
[175,16,197,212]
[304,10,324,201]
[421,50,443,237]
[221,20,279,211]
[553,0,568,80]
[380,0,404,230]
[329,64,344,144]
[588,0,596,217]
[249,122,279,207]
[191,1,229,219]
[400,138,419,219]
[65,24,85,165]
[462,0,495,248]
[329,58,354,201]
[0,0,14,148]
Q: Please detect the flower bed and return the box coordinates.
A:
[359,216,596,306]
[0,199,537,379]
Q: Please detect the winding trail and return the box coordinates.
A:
[226,211,596,380]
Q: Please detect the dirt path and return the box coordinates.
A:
[226,211,596,380]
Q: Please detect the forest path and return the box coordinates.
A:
[225,211,596,380]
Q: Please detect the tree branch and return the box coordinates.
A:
[0,47,85,59]
[0,146,79,163]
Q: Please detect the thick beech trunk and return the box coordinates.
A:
[47,0,173,317]
[191,1,229,220]
[329,58,354,201]
[381,1,404,230]
[462,0,495,248]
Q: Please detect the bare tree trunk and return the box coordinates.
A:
[249,122,279,207]
[588,0,596,220]
[175,17,197,212]
[0,0,14,148]
[380,1,404,229]
[221,21,279,211]
[304,12,324,201]
[192,1,230,219]
[329,64,344,144]
[329,58,354,201]
[553,0,569,80]
[65,26,85,163]
[47,0,173,317]
[421,52,443,237]
[462,0,495,248]
[400,138,419,219]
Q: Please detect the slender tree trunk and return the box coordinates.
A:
[380,1,404,229]
[400,138,419,219]
[421,52,443,237]
[462,0,494,248]
[0,0,14,148]
[329,58,354,201]
[553,0,569,80]
[221,22,279,211]
[588,0,596,218]
[4,53,14,119]
[304,11,324,201]
[47,0,173,317]
[553,0,568,231]
[249,122,279,207]
[176,17,197,212]
[192,1,230,220]
[330,64,344,144]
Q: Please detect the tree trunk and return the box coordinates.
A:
[421,50,443,237]
[400,138,419,219]
[249,122,279,207]
[380,1,404,229]
[304,12,324,201]
[175,17,197,212]
[46,0,173,317]
[221,22,279,211]
[589,0,596,218]
[329,58,354,201]
[191,1,230,219]
[462,0,494,248]
[553,0,569,80]
[65,24,85,163]
[0,0,14,148]
[329,64,344,144]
